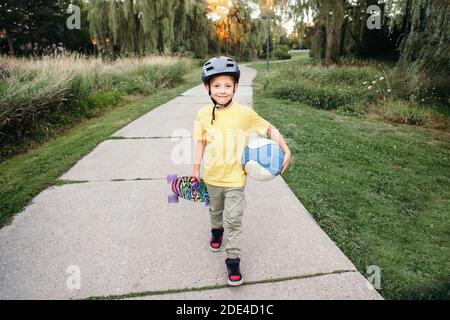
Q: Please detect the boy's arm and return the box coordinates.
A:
[193,140,207,169]
[267,125,292,174]
[193,140,205,180]
[193,112,206,171]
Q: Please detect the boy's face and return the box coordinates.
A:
[204,75,238,105]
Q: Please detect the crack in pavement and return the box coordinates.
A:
[57,178,168,184]
[109,136,191,139]
[84,269,358,300]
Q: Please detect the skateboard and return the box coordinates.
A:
[167,174,210,206]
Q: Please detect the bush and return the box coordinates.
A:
[0,54,191,160]
[375,100,450,129]
[265,81,365,110]
[260,57,449,131]
[273,45,291,60]
[262,64,377,110]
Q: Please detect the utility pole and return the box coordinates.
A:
[265,13,270,74]
[225,36,228,56]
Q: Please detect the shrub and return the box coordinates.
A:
[265,81,365,110]
[262,64,377,110]
[261,57,449,131]
[0,54,191,160]
[273,45,292,60]
[376,100,437,127]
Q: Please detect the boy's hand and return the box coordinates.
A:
[281,152,292,175]
[267,125,292,176]
[192,167,201,181]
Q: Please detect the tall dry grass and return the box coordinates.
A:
[0,52,192,160]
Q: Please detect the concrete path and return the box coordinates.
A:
[0,65,383,300]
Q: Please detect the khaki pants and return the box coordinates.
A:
[206,183,246,259]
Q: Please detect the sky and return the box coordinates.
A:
[207,0,314,35]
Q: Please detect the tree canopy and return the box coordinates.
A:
[1,0,448,98]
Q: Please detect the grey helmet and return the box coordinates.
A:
[201,56,240,84]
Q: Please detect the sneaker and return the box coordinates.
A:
[209,227,224,252]
[225,257,243,286]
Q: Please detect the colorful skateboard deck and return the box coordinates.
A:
[167,174,210,206]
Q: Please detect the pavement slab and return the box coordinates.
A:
[59,138,198,181]
[112,116,196,138]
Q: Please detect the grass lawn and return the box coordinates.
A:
[250,60,450,299]
[0,66,201,228]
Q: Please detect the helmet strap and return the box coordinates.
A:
[208,84,237,125]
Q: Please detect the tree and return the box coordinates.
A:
[387,0,450,98]
[312,0,346,64]
[293,0,398,63]
[175,0,212,57]
[0,0,23,55]
[287,0,449,98]
[0,0,70,56]
[208,0,265,60]
[86,0,213,57]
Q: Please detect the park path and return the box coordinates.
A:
[0,65,383,300]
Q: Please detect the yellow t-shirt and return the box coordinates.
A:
[193,101,271,187]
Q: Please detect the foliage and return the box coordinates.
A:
[289,0,449,100]
[273,44,291,60]
[0,53,190,160]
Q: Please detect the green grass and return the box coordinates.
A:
[0,67,200,228]
[250,61,450,299]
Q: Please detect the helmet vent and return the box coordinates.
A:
[206,66,214,71]
[226,63,234,67]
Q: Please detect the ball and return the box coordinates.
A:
[241,138,285,181]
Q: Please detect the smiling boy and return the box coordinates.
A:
[192,56,291,286]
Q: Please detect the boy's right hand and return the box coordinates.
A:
[192,168,201,181]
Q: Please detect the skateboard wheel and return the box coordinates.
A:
[168,193,179,203]
[167,174,178,183]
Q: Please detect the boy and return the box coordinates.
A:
[192,56,291,286]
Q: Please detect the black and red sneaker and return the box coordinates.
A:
[209,227,224,252]
[225,257,243,286]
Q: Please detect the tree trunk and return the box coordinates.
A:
[5,28,14,56]
[325,22,343,65]
[320,0,346,65]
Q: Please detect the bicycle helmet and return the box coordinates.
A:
[201,56,240,84]
[201,56,240,125]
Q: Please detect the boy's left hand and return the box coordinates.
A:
[281,152,292,175]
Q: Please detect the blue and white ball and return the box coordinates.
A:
[241,138,285,181]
